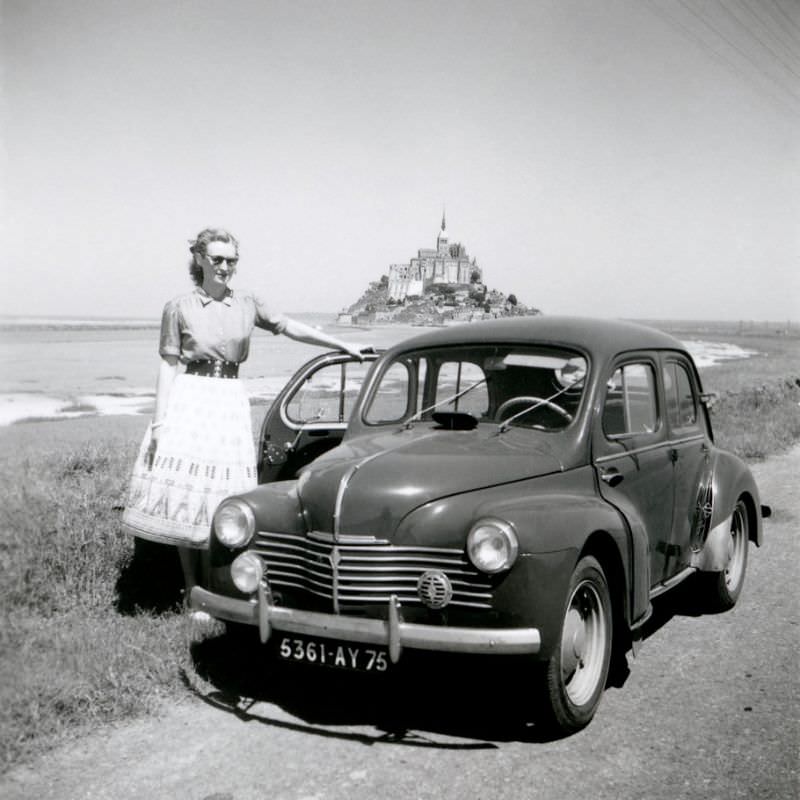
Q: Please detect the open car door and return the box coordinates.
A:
[257,350,379,483]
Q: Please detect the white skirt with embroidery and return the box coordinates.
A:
[121,373,257,548]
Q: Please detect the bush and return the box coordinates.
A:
[711,379,800,460]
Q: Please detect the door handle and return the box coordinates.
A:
[599,467,624,487]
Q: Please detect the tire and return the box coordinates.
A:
[537,555,613,734]
[699,499,749,612]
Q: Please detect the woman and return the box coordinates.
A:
[121,227,365,601]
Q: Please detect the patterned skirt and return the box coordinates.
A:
[121,374,257,548]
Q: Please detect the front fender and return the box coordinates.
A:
[243,479,306,535]
[208,481,305,588]
[395,467,648,628]
[488,489,649,628]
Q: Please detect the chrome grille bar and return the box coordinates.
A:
[253,531,492,610]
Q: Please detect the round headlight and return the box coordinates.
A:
[467,518,519,573]
[213,499,256,549]
[231,552,264,593]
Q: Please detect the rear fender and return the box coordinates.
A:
[707,452,764,547]
[689,451,763,572]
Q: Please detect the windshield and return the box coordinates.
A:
[362,344,588,431]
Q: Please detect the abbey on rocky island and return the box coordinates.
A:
[387,213,481,302]
[339,214,538,326]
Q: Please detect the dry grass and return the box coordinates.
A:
[0,428,192,772]
[688,329,800,459]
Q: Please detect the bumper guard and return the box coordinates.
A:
[190,584,540,664]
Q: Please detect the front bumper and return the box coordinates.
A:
[190,584,541,664]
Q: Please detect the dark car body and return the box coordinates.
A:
[192,316,767,732]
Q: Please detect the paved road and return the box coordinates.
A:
[4,448,798,800]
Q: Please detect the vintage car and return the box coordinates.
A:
[191,316,768,733]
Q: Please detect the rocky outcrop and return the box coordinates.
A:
[338,275,540,326]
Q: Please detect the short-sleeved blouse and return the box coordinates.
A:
[159,287,287,363]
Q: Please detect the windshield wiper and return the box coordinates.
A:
[402,378,487,429]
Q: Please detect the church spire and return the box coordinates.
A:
[437,208,448,254]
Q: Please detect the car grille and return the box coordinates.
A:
[252,531,493,610]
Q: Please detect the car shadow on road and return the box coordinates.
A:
[185,629,569,747]
[184,574,722,747]
[641,573,722,643]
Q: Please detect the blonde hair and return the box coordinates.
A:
[188,228,240,285]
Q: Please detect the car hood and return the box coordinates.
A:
[296,426,565,536]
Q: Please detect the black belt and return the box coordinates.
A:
[185,360,240,379]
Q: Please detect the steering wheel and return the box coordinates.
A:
[495,395,573,423]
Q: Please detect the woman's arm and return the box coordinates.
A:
[153,355,181,423]
[146,355,180,468]
[281,317,369,359]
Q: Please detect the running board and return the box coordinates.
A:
[649,566,697,600]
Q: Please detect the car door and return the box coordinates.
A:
[661,354,711,562]
[257,352,379,483]
[592,355,676,587]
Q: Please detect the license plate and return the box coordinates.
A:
[277,636,389,672]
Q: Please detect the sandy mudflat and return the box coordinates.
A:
[0,407,270,456]
[0,414,149,454]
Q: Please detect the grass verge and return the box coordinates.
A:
[688,329,800,458]
[0,431,192,772]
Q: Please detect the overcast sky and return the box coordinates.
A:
[2,0,798,321]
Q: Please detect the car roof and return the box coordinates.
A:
[386,315,688,361]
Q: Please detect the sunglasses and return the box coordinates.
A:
[206,255,239,267]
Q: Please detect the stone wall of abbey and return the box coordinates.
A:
[387,217,481,302]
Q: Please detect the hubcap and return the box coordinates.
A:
[560,581,608,707]
[724,504,747,592]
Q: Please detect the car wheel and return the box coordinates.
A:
[538,555,612,734]
[699,499,749,612]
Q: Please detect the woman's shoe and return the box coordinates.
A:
[189,609,215,639]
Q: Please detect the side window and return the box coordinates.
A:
[435,361,488,417]
[603,363,658,437]
[286,362,369,424]
[663,362,698,430]
[341,361,372,421]
[364,361,412,423]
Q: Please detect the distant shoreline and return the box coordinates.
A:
[0,317,159,330]
[2,314,797,332]
[0,310,341,331]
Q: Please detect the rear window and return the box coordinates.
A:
[663,361,698,430]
